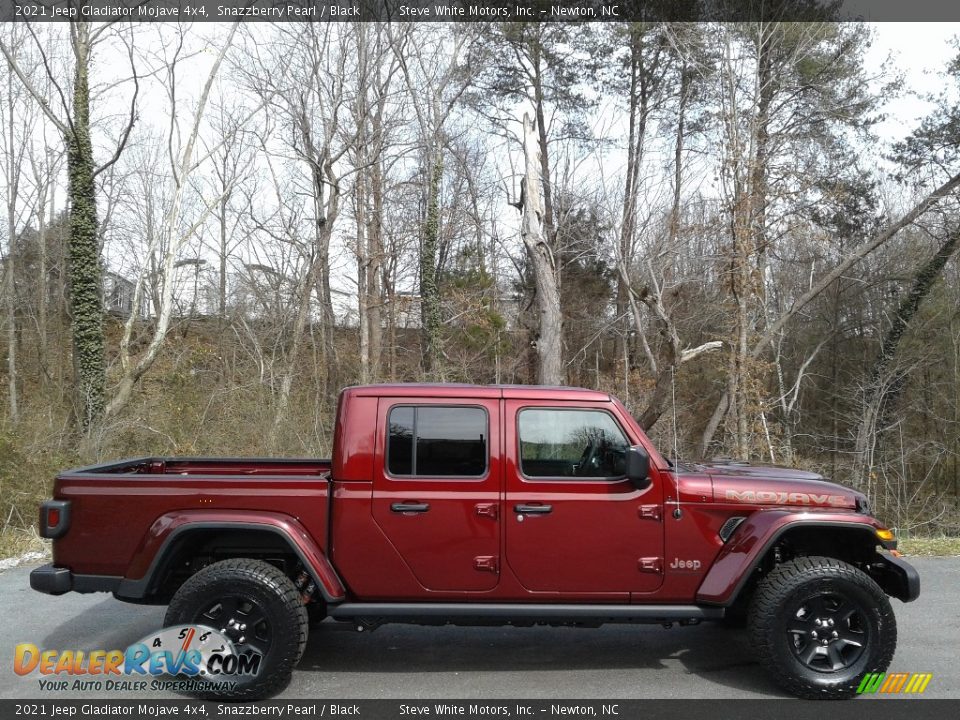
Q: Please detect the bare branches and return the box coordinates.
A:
[94,27,139,179]
[107,23,240,420]
[0,30,70,137]
[681,341,724,363]
[752,170,960,360]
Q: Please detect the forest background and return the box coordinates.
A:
[2,14,960,557]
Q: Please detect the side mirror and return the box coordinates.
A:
[626,446,651,490]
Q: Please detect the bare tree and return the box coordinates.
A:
[350,23,401,384]
[389,24,477,377]
[25,124,62,376]
[854,223,960,483]
[107,24,239,420]
[236,23,358,440]
[1,21,139,430]
[0,26,34,424]
[517,113,563,385]
[205,99,255,321]
[701,21,889,457]
[699,168,960,456]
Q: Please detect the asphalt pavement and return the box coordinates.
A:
[0,557,956,700]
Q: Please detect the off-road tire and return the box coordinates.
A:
[748,555,896,699]
[165,558,308,700]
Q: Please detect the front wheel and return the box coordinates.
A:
[748,555,897,699]
[165,558,308,700]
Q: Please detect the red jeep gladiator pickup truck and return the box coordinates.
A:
[31,384,918,699]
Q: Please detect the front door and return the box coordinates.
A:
[372,398,501,592]
[504,401,664,595]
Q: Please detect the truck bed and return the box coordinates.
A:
[50,457,332,579]
[67,456,332,477]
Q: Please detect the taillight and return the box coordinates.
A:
[39,500,70,539]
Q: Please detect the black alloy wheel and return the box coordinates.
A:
[196,594,273,658]
[785,590,869,672]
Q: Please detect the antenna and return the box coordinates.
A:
[671,365,682,520]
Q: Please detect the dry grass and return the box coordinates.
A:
[898,536,960,557]
[2,320,959,565]
[2,526,958,564]
[0,527,49,563]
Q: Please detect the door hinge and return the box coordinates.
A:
[474,555,499,573]
[475,503,498,520]
[638,557,663,574]
[638,505,661,522]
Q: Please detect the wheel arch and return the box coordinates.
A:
[697,512,912,607]
[117,512,345,604]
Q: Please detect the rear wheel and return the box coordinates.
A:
[165,558,308,700]
[748,555,896,699]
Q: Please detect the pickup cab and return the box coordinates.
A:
[31,384,919,699]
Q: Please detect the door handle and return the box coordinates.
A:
[391,502,430,513]
[513,504,552,514]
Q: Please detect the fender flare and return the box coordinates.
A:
[696,510,884,606]
[116,510,346,603]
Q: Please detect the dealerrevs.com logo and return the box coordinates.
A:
[14,625,261,693]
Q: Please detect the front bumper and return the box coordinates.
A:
[30,563,120,596]
[875,554,921,602]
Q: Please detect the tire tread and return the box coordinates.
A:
[748,555,897,700]
[165,558,308,700]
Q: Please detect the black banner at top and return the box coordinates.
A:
[0,0,957,23]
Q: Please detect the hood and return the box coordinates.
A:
[695,459,826,481]
[688,459,864,511]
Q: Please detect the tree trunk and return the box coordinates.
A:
[105,23,237,422]
[670,66,690,247]
[616,31,651,380]
[3,61,19,423]
[4,251,17,424]
[532,58,555,241]
[300,114,338,394]
[700,170,960,455]
[67,24,106,430]
[356,166,370,385]
[218,191,228,318]
[420,152,444,377]
[367,131,384,382]
[36,180,49,370]
[520,114,563,385]
[317,155,340,394]
[853,227,960,483]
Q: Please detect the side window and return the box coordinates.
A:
[518,409,629,479]
[387,406,487,477]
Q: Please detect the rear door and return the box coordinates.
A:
[504,401,664,595]
[371,397,501,592]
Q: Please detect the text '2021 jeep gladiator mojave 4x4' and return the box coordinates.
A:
[31,384,919,700]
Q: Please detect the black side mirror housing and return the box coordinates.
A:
[626,446,651,490]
